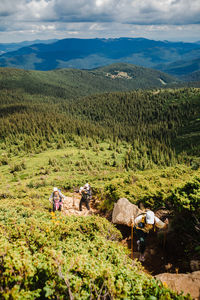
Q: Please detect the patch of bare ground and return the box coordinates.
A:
[62,193,98,216]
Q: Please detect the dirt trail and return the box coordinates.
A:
[62,193,97,216]
[62,195,200,299]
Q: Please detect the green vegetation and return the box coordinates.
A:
[1,70,200,166]
[0,63,179,101]
[0,194,191,299]
[0,143,196,299]
[0,66,199,299]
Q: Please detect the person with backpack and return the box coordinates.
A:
[79,183,92,211]
[132,210,168,261]
[49,187,65,212]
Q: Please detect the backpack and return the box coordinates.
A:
[135,213,155,232]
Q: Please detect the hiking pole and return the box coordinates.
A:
[131,223,134,259]
[73,186,75,207]
[163,218,169,249]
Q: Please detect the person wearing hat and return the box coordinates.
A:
[133,210,168,261]
[79,183,92,211]
[49,187,65,211]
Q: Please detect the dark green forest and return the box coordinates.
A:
[0,67,200,169]
[0,63,181,100]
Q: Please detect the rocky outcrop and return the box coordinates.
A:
[156,271,200,300]
[112,198,143,226]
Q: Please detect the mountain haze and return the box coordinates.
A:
[182,69,200,82]
[0,38,200,75]
[0,39,58,55]
[159,57,200,78]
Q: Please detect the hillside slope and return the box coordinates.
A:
[159,57,200,78]
[182,69,200,82]
[0,70,200,298]
[0,64,179,99]
[0,155,195,299]
[0,68,199,164]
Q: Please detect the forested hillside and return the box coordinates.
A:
[0,66,200,299]
[0,69,199,167]
[0,64,179,100]
[1,66,200,213]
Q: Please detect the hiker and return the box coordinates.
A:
[49,187,65,212]
[79,183,92,211]
[132,210,168,262]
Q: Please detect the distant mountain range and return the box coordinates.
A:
[0,39,58,55]
[0,37,200,80]
[163,58,200,82]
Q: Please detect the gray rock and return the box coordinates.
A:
[112,198,142,226]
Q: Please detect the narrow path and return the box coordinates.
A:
[62,193,97,216]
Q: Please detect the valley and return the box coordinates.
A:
[0,63,200,299]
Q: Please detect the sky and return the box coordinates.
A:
[0,0,200,43]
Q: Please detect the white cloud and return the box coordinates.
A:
[0,0,200,42]
[50,0,200,24]
[25,0,49,19]
[0,0,24,16]
[1,0,200,24]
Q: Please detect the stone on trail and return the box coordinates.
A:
[112,198,142,226]
[156,271,200,300]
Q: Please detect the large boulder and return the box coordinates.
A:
[156,271,200,300]
[112,198,143,226]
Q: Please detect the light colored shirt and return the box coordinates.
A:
[134,214,166,233]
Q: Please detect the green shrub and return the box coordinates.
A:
[0,154,9,165]
[0,199,189,299]
[10,161,26,173]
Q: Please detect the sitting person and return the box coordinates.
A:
[49,187,65,212]
[79,183,92,211]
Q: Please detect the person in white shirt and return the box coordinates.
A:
[133,210,168,261]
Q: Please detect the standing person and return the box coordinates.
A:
[79,183,92,211]
[49,187,65,212]
[133,210,168,261]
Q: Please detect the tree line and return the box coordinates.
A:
[0,86,200,169]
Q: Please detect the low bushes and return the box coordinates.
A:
[0,198,190,299]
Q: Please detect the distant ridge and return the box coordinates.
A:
[158,56,200,77]
[181,69,200,82]
[0,37,200,77]
[0,63,180,98]
[0,39,58,55]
